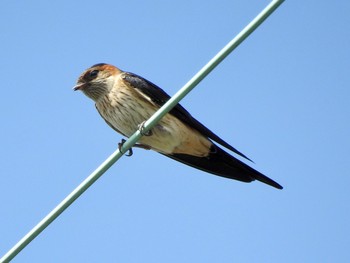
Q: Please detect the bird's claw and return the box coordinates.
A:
[118,139,133,157]
[138,121,153,136]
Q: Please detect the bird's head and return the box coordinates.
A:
[74,63,121,101]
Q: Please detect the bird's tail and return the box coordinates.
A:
[164,145,283,189]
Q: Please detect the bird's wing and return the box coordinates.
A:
[122,72,252,161]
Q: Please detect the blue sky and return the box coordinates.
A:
[1,0,349,262]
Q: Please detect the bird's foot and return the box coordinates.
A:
[118,139,151,157]
[118,139,133,156]
[138,121,153,136]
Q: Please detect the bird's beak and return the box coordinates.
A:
[73,82,85,91]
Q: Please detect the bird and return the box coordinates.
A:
[74,63,283,189]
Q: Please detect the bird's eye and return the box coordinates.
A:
[89,70,99,79]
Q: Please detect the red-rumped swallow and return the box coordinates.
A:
[74,63,282,189]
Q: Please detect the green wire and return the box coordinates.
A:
[0,1,284,262]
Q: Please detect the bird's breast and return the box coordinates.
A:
[96,86,153,136]
[96,86,211,156]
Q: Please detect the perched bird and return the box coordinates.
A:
[74,63,282,189]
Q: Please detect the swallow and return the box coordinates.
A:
[74,63,282,189]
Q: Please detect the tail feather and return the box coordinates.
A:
[164,145,283,189]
